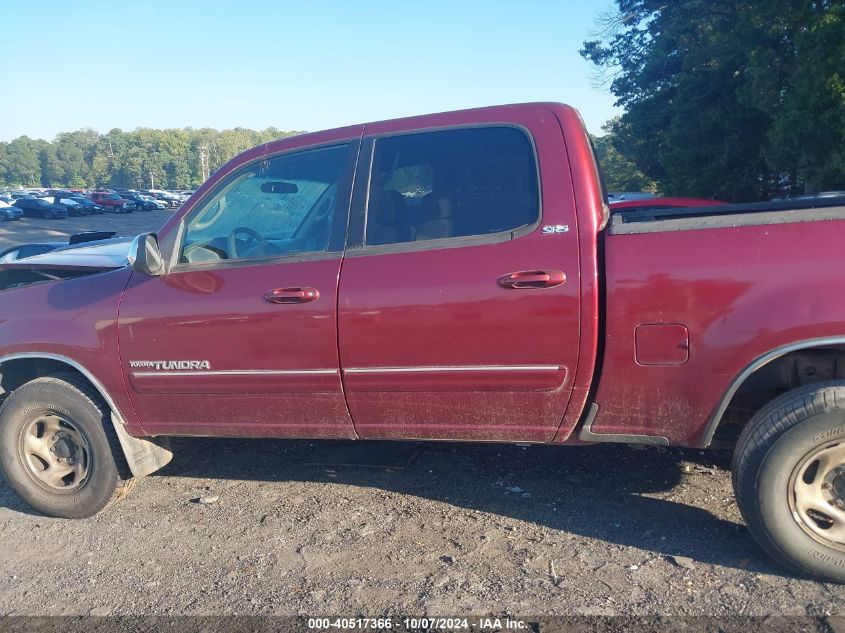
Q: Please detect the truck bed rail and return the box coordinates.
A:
[609,196,845,234]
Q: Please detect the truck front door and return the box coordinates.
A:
[338,111,581,442]
[118,140,359,438]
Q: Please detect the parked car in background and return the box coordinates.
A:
[54,197,91,217]
[144,189,181,207]
[121,193,156,211]
[88,191,135,213]
[1,204,23,221]
[12,196,68,219]
[69,196,105,214]
[141,195,167,210]
[47,189,76,199]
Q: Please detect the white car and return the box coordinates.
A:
[141,195,167,210]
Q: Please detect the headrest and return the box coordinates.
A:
[373,190,405,224]
[421,193,453,220]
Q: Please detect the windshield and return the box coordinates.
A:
[108,193,122,200]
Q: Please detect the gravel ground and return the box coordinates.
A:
[2,440,845,618]
[1,212,845,620]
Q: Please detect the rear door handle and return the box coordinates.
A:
[264,287,320,304]
[498,270,566,289]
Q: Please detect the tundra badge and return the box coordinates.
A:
[128,360,211,371]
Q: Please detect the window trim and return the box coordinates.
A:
[168,140,359,273]
[348,123,543,257]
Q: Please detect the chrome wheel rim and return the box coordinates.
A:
[789,440,845,550]
[19,413,91,493]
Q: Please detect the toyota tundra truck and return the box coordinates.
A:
[2,103,845,582]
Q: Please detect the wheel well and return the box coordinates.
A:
[711,344,845,448]
[0,358,101,404]
[0,354,173,478]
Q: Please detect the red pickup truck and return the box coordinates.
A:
[2,103,845,582]
[87,191,136,213]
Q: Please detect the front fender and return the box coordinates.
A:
[0,267,139,432]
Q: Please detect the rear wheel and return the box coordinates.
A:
[733,382,845,582]
[0,374,133,518]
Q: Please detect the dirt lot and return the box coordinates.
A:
[1,213,845,620]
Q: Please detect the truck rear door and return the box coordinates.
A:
[337,107,580,442]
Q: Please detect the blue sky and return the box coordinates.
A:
[1,0,619,141]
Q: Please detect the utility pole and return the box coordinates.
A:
[149,171,155,189]
[199,144,209,183]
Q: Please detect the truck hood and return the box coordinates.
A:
[0,237,133,273]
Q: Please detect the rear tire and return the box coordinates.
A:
[0,373,133,518]
[733,381,845,582]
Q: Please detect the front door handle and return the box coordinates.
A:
[264,287,320,304]
[498,270,566,289]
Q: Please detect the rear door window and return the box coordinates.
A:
[365,127,539,246]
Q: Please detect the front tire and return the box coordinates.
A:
[0,374,132,518]
[733,381,845,582]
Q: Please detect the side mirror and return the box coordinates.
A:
[128,233,164,276]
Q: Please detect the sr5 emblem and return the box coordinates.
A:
[542,224,569,234]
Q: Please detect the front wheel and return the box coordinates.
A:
[733,381,845,582]
[0,374,133,518]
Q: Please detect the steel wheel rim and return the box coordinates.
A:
[18,413,91,493]
[788,440,845,551]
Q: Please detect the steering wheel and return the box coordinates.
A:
[228,226,266,259]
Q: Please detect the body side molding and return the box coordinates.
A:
[344,365,562,374]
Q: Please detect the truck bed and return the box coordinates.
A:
[589,199,845,446]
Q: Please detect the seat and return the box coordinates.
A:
[415,192,454,240]
[368,190,414,245]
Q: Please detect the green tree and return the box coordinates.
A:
[38,144,65,186]
[591,118,656,193]
[581,0,845,201]
[0,126,303,190]
[4,137,42,186]
[749,2,845,192]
